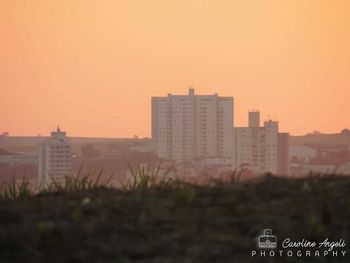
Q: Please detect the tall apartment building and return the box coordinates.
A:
[233,111,280,174]
[38,127,72,185]
[152,88,233,162]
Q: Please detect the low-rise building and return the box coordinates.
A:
[289,145,317,163]
[0,151,38,166]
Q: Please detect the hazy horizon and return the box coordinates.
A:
[1,1,350,137]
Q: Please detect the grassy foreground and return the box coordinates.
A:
[0,175,350,263]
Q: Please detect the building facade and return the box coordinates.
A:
[152,88,233,162]
[38,127,72,185]
[277,132,290,174]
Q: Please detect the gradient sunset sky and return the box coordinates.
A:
[1,0,349,137]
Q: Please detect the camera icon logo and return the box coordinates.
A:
[258,229,277,249]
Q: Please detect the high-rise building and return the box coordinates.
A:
[38,127,72,186]
[233,112,279,174]
[152,88,233,162]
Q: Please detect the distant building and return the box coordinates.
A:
[0,151,37,166]
[38,127,72,186]
[289,143,350,175]
[152,88,233,162]
[289,145,317,163]
[277,132,290,174]
[233,111,287,174]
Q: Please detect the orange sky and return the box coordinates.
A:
[1,0,349,137]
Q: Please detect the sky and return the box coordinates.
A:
[1,0,349,138]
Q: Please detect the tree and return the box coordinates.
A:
[341,129,350,135]
[1,132,9,137]
[312,130,322,135]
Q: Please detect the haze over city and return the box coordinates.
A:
[2,2,350,262]
[1,0,350,137]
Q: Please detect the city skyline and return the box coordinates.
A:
[1,1,350,137]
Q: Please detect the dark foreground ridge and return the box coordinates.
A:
[1,175,350,263]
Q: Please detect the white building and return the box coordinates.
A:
[233,111,280,174]
[38,127,72,185]
[152,88,233,162]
